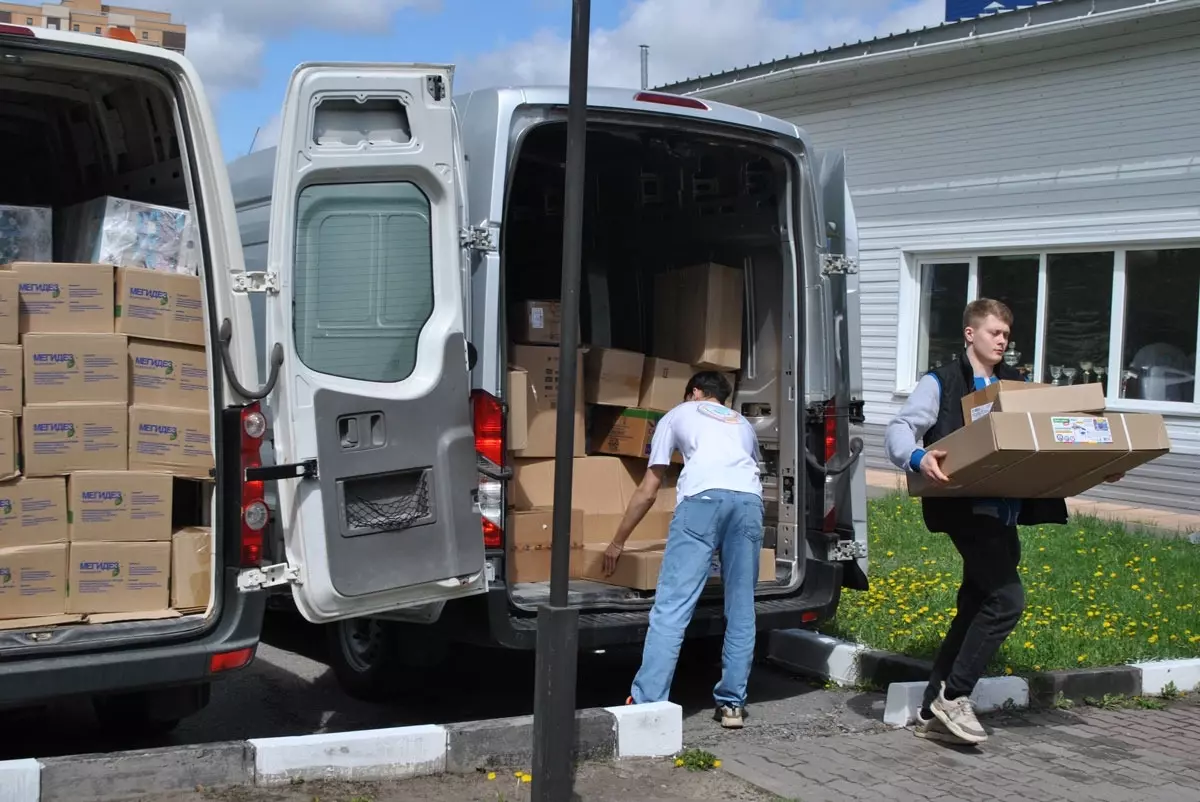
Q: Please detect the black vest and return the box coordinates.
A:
[920,353,1069,534]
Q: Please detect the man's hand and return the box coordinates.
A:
[603,541,623,576]
[920,449,951,484]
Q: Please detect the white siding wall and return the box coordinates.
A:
[720,18,1200,511]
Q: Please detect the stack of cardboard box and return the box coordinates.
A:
[0,259,214,629]
[907,380,1172,498]
[504,262,776,589]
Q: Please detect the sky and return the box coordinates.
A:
[118,0,944,161]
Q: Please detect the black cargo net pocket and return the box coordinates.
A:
[341,469,435,536]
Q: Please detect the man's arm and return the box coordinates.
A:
[884,374,949,481]
[603,466,665,575]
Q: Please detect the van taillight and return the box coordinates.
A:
[472,390,505,549]
[240,403,269,566]
[822,401,837,533]
[633,91,709,111]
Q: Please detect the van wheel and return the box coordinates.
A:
[93,691,188,737]
[327,619,448,702]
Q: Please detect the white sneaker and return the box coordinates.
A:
[930,682,988,744]
[914,709,970,745]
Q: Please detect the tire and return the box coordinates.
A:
[92,687,204,737]
[326,619,450,702]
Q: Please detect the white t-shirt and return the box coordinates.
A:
[648,400,762,506]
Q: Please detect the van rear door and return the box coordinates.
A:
[264,62,486,623]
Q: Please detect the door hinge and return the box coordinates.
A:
[461,225,499,252]
[237,562,301,591]
[829,540,867,561]
[820,255,859,276]
[849,398,866,425]
[427,74,446,101]
[245,460,318,482]
[232,271,280,294]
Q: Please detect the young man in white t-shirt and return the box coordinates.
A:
[603,371,764,729]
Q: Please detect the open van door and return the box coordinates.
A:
[262,63,486,623]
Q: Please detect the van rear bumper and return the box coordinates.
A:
[0,568,266,708]
[485,559,843,651]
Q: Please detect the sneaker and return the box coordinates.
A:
[913,709,970,745]
[713,705,745,729]
[930,682,988,744]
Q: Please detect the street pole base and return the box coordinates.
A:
[531,603,581,802]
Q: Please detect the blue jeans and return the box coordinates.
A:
[631,489,765,708]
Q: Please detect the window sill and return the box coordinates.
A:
[888,387,1200,418]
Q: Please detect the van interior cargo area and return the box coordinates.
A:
[503,120,798,610]
[0,50,215,654]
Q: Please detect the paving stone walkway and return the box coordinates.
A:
[718,697,1200,802]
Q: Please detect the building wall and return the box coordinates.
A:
[0,1,182,48]
[715,16,1200,511]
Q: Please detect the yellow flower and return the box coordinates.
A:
[713,760,722,768]
[522,774,532,783]
[1024,641,1035,649]
[675,759,684,767]
[1004,666,1014,675]
[1078,654,1087,663]
[488,772,497,781]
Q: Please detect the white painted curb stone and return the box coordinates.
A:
[250,724,447,785]
[604,701,683,758]
[884,677,1030,728]
[768,629,868,687]
[1133,658,1200,696]
[0,759,39,802]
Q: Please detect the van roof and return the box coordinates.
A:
[0,23,197,72]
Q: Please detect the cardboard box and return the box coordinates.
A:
[577,543,777,590]
[0,411,16,480]
[585,348,645,407]
[507,368,530,452]
[129,339,209,410]
[0,271,19,344]
[589,407,682,464]
[511,300,574,345]
[908,411,1172,499]
[962,381,1105,424]
[511,456,677,544]
[128,405,214,478]
[508,345,585,459]
[171,526,212,611]
[66,540,171,615]
[114,267,204,346]
[23,333,128,405]
[68,471,173,542]
[0,613,82,631]
[639,357,694,412]
[0,544,67,619]
[0,344,20,412]
[0,478,67,548]
[12,262,114,334]
[653,263,743,370]
[22,403,128,476]
[505,508,585,585]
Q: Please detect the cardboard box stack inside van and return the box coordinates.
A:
[505,262,777,590]
[0,197,215,630]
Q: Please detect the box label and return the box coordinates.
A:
[69,471,173,542]
[1051,416,1114,445]
[115,268,204,346]
[128,340,208,410]
[13,263,115,334]
[22,404,129,476]
[970,402,994,422]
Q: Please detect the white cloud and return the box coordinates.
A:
[459,0,944,91]
[113,0,436,101]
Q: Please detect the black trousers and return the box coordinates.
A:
[922,515,1026,711]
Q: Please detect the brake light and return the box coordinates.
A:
[0,24,34,37]
[472,390,505,549]
[824,401,837,464]
[822,400,837,533]
[633,91,709,111]
[239,403,269,566]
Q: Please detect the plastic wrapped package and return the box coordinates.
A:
[63,196,197,275]
[0,205,52,265]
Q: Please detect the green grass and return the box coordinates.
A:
[824,493,1200,675]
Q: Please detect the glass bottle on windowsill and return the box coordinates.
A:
[1080,360,1096,385]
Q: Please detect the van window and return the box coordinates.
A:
[293,181,434,383]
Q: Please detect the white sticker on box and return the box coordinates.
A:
[1051,416,1113,445]
[971,402,994,422]
[530,306,545,329]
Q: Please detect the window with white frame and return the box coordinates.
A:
[904,246,1200,410]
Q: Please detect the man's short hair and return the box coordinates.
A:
[963,298,1014,330]
[685,371,733,404]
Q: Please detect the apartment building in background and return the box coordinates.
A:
[0,0,185,51]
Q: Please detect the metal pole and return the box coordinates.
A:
[640,44,649,90]
[532,0,589,799]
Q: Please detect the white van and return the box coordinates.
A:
[227,64,870,699]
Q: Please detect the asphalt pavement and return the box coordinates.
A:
[0,610,887,762]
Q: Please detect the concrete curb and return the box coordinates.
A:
[767,628,1200,727]
[0,702,684,801]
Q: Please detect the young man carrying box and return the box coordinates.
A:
[886,299,1123,745]
[602,371,763,730]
